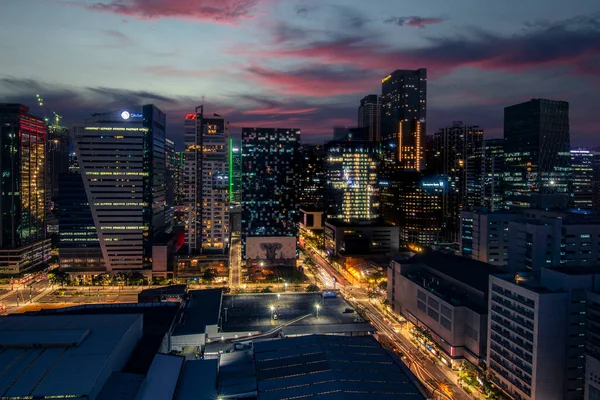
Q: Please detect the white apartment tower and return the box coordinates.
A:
[184,107,230,254]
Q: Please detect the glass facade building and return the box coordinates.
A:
[0,104,50,274]
[381,68,427,169]
[241,127,300,240]
[325,140,378,222]
[504,99,571,208]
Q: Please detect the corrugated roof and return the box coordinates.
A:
[176,359,219,400]
[138,354,184,400]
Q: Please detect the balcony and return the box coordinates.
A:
[492,304,534,330]
[491,315,534,342]
[490,344,533,376]
[492,285,535,308]
[491,323,534,352]
[490,334,533,363]
[492,295,535,320]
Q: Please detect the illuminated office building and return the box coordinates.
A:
[380,169,444,246]
[0,104,51,275]
[571,149,597,210]
[184,107,230,254]
[434,122,484,243]
[299,144,325,209]
[45,122,69,235]
[71,105,166,273]
[381,68,427,169]
[230,140,242,205]
[173,151,186,224]
[482,139,505,211]
[165,137,176,234]
[241,127,300,238]
[358,94,381,143]
[504,99,571,208]
[325,140,378,222]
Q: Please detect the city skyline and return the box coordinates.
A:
[1,1,599,148]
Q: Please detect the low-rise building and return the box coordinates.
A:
[325,219,399,256]
[388,251,500,368]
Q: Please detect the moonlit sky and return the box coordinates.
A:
[1,0,599,148]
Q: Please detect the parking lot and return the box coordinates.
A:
[221,292,360,333]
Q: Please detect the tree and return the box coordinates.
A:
[202,269,216,283]
[48,271,69,286]
[129,272,145,286]
[305,284,320,292]
[261,286,272,293]
[378,280,387,291]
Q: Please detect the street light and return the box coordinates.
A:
[270,305,275,319]
[284,282,288,291]
[315,303,321,319]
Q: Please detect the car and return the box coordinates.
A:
[353,318,364,323]
[272,314,278,320]
[343,308,355,313]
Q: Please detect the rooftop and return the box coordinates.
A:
[173,289,223,336]
[253,335,425,400]
[0,314,142,399]
[176,359,219,400]
[326,219,396,229]
[403,251,502,294]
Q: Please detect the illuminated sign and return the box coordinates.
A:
[185,113,197,120]
[121,111,142,120]
[207,125,217,134]
[382,74,392,83]
[422,181,445,188]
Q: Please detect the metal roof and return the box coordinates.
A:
[173,289,223,336]
[0,314,143,399]
[176,359,219,400]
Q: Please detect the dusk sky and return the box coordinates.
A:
[1,0,599,148]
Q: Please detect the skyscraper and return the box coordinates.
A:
[173,151,186,224]
[358,94,381,143]
[241,127,300,238]
[299,144,325,209]
[230,140,242,205]
[0,104,51,274]
[434,122,484,243]
[184,107,230,254]
[71,105,166,273]
[504,98,571,208]
[325,140,378,222]
[570,149,597,210]
[45,120,69,235]
[164,137,176,234]
[381,68,427,169]
[481,139,505,211]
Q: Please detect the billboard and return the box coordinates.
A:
[245,236,296,267]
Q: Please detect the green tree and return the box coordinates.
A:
[48,271,70,286]
[378,280,387,291]
[202,269,217,283]
[129,272,145,286]
[261,286,273,293]
[305,284,320,292]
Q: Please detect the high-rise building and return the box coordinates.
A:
[71,105,166,273]
[229,140,242,205]
[460,208,525,267]
[299,144,325,209]
[380,169,444,246]
[184,107,230,254]
[481,139,505,211]
[56,171,104,273]
[358,94,381,143]
[325,140,378,222]
[571,149,597,210]
[504,99,571,208]
[488,268,598,400]
[173,151,186,224]
[165,137,176,234]
[0,104,51,274]
[381,68,427,169]
[45,121,69,235]
[241,127,300,239]
[434,122,484,243]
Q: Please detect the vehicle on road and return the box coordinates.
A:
[343,308,355,313]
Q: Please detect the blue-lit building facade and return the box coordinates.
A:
[241,128,300,251]
[69,105,166,274]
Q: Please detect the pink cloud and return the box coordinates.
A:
[243,106,318,115]
[83,0,265,23]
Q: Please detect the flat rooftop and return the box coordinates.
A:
[220,293,361,334]
[0,314,142,399]
[254,335,425,400]
[325,219,396,229]
[404,251,502,294]
[173,289,223,336]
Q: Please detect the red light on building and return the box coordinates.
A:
[185,113,197,120]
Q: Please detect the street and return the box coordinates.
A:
[301,244,475,400]
[229,233,242,288]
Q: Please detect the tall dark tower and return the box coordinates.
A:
[0,104,51,274]
[381,68,427,170]
[504,98,570,208]
[358,95,381,143]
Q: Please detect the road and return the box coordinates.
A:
[302,244,474,400]
[229,233,242,288]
